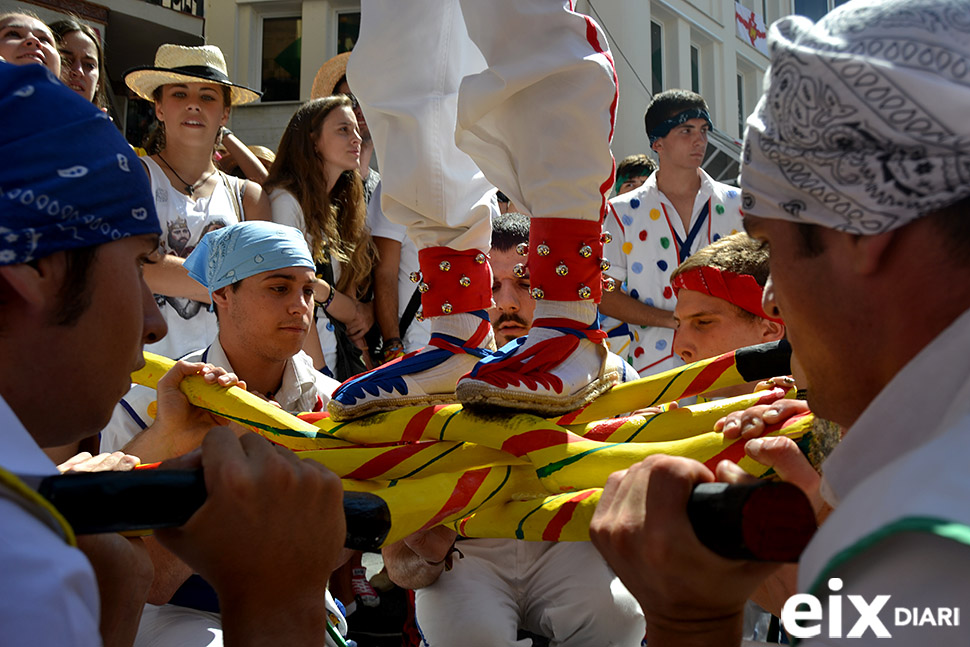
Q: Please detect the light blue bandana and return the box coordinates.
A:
[184,221,315,299]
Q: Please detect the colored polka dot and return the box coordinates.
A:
[713,233,721,242]
[147,401,158,420]
[731,229,738,235]
[621,214,634,226]
[638,230,647,241]
[630,289,640,300]
[630,198,641,209]
[657,260,668,271]
[663,286,673,299]
[726,189,738,199]
[644,298,655,306]
[622,242,633,254]
[649,208,661,221]
[640,325,648,330]
[634,347,644,358]
[715,204,725,214]
[326,322,335,332]
[655,339,667,351]
[631,261,644,274]
[660,237,670,249]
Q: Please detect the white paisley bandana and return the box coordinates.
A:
[740,0,970,234]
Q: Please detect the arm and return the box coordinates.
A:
[122,361,243,463]
[382,526,458,590]
[144,537,194,605]
[221,131,268,185]
[155,430,345,647]
[589,456,778,647]
[242,180,272,222]
[58,452,154,647]
[599,284,676,329]
[143,254,211,302]
[373,237,403,350]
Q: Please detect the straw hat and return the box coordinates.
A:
[311,51,350,99]
[124,44,261,105]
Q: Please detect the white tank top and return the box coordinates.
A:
[142,156,247,360]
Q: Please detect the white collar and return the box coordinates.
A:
[0,394,59,477]
[206,337,321,413]
[819,306,970,507]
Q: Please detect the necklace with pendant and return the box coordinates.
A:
[157,153,217,197]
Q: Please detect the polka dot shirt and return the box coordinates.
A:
[602,169,743,375]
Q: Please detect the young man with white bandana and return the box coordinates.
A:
[601,90,744,376]
[590,1,970,644]
[0,61,345,646]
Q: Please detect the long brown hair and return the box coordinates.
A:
[264,96,374,294]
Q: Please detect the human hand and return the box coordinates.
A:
[715,395,809,440]
[128,361,244,462]
[57,451,140,474]
[347,300,374,341]
[155,428,344,642]
[590,456,778,646]
[404,526,458,565]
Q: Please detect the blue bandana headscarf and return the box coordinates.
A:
[0,62,159,266]
[647,108,713,145]
[183,221,316,300]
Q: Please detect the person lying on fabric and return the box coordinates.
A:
[0,61,344,647]
[379,212,646,647]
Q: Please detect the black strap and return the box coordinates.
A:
[398,287,422,338]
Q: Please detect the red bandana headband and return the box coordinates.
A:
[671,266,783,324]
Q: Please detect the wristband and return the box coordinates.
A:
[319,284,336,312]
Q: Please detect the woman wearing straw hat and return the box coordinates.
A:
[124,44,272,362]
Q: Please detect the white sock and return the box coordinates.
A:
[429,311,488,340]
[533,300,598,327]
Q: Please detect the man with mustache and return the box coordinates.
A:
[488,211,535,346]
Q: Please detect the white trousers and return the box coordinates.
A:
[415,539,645,646]
[347,0,617,253]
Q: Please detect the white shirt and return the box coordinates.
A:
[0,395,101,646]
[604,169,743,375]
[796,306,970,645]
[101,338,339,453]
[366,182,431,351]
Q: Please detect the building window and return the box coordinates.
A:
[737,73,744,136]
[690,46,700,94]
[337,11,361,53]
[651,21,663,96]
[795,0,851,21]
[261,16,302,102]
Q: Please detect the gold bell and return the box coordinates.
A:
[459,275,471,287]
[439,261,451,272]
[530,287,545,300]
[415,309,425,322]
[603,277,617,292]
[579,245,593,258]
[441,302,453,315]
[556,262,569,276]
[537,244,551,256]
[475,253,487,264]
[513,263,527,278]
[578,284,592,299]
[601,231,613,244]
[418,282,430,293]
[409,271,421,283]
[600,258,611,271]
[515,243,528,256]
